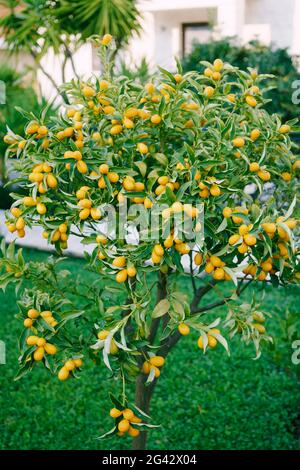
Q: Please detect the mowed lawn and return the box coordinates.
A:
[0,247,300,450]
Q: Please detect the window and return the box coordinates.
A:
[182,22,211,56]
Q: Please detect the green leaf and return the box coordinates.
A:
[152,299,170,318]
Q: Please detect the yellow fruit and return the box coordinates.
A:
[33,347,45,361]
[205,262,214,274]
[65,359,76,371]
[210,255,222,267]
[26,335,39,346]
[279,125,290,134]
[153,244,164,257]
[261,261,272,272]
[137,142,148,154]
[207,335,218,348]
[174,73,183,83]
[79,208,90,220]
[7,223,16,233]
[116,269,128,283]
[37,203,46,215]
[252,312,265,323]
[246,95,257,107]
[128,426,140,438]
[96,234,108,244]
[63,127,74,138]
[149,356,165,367]
[204,67,213,77]
[144,197,153,209]
[77,160,88,174]
[261,222,276,234]
[82,85,95,98]
[118,419,130,433]
[257,170,271,181]
[11,207,22,217]
[110,124,123,135]
[212,71,221,81]
[127,265,137,277]
[204,86,215,98]
[232,137,245,148]
[123,117,134,129]
[151,114,162,125]
[197,336,204,349]
[145,82,155,94]
[151,252,161,264]
[123,177,135,191]
[223,207,232,218]
[213,267,225,280]
[142,361,151,374]
[108,172,119,183]
[101,34,113,46]
[99,163,109,174]
[90,208,101,220]
[244,234,257,246]
[44,343,57,355]
[194,253,203,266]
[124,107,138,118]
[102,106,115,115]
[281,172,292,182]
[249,162,260,172]
[151,365,161,378]
[26,123,39,134]
[113,256,126,268]
[164,236,173,249]
[58,366,70,381]
[110,408,122,418]
[47,174,58,188]
[16,218,25,230]
[251,129,261,141]
[210,184,221,196]
[24,318,33,328]
[213,58,223,72]
[27,308,39,319]
[238,242,248,254]
[239,224,249,236]
[123,408,134,421]
[227,93,235,103]
[73,358,83,367]
[285,219,297,230]
[178,323,190,336]
[253,323,266,334]
[98,330,109,340]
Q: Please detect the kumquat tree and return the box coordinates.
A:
[1,35,299,450]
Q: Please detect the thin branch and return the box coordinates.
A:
[63,43,80,80]
[148,271,167,345]
[30,51,69,103]
[191,277,254,316]
[190,279,218,313]
[189,253,197,295]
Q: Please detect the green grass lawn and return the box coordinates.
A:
[0,247,300,450]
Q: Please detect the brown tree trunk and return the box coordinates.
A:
[132,375,155,450]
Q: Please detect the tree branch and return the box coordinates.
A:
[191,277,253,316]
[30,51,69,103]
[148,271,167,344]
[190,279,218,313]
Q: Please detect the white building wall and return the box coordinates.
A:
[244,0,296,49]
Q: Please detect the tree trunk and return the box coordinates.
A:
[132,375,155,450]
[132,271,166,450]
